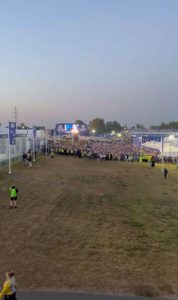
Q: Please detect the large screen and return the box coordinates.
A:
[56,123,88,135]
[65,124,73,131]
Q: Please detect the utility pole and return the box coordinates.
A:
[14,106,18,125]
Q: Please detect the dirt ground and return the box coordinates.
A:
[0,155,178,297]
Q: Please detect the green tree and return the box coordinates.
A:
[17,123,30,129]
[168,121,178,129]
[136,123,146,130]
[105,121,123,133]
[89,118,105,134]
[35,126,46,130]
[130,125,135,130]
[75,120,85,125]
[105,121,112,133]
[150,121,178,130]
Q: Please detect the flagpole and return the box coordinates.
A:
[141,136,143,157]
[161,137,164,173]
[46,131,48,155]
[53,127,56,146]
[32,126,36,162]
[33,135,36,161]
[8,122,12,174]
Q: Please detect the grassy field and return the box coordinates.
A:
[0,155,178,297]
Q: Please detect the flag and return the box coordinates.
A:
[33,126,36,138]
[133,136,142,147]
[137,136,142,147]
[9,122,16,145]
[161,137,164,154]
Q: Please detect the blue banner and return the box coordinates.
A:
[137,136,142,147]
[33,126,36,138]
[133,136,142,147]
[9,122,16,145]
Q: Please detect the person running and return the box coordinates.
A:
[0,272,14,299]
[9,186,19,209]
[163,167,168,179]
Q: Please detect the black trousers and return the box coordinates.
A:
[4,293,17,300]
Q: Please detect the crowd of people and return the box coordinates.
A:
[22,149,36,167]
[21,138,178,166]
[42,139,161,162]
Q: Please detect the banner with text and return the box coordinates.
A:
[9,122,16,145]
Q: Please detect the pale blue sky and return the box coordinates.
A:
[0,0,178,127]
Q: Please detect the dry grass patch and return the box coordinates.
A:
[0,156,178,296]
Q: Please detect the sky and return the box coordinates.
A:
[0,0,178,128]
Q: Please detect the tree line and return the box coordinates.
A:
[150,122,178,130]
[4,120,178,134]
[80,119,178,134]
[88,119,178,133]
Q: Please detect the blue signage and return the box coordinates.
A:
[9,122,16,145]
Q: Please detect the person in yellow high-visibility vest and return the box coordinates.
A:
[0,272,14,299]
[9,186,19,209]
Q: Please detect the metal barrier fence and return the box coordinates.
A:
[0,155,23,169]
[0,136,46,168]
